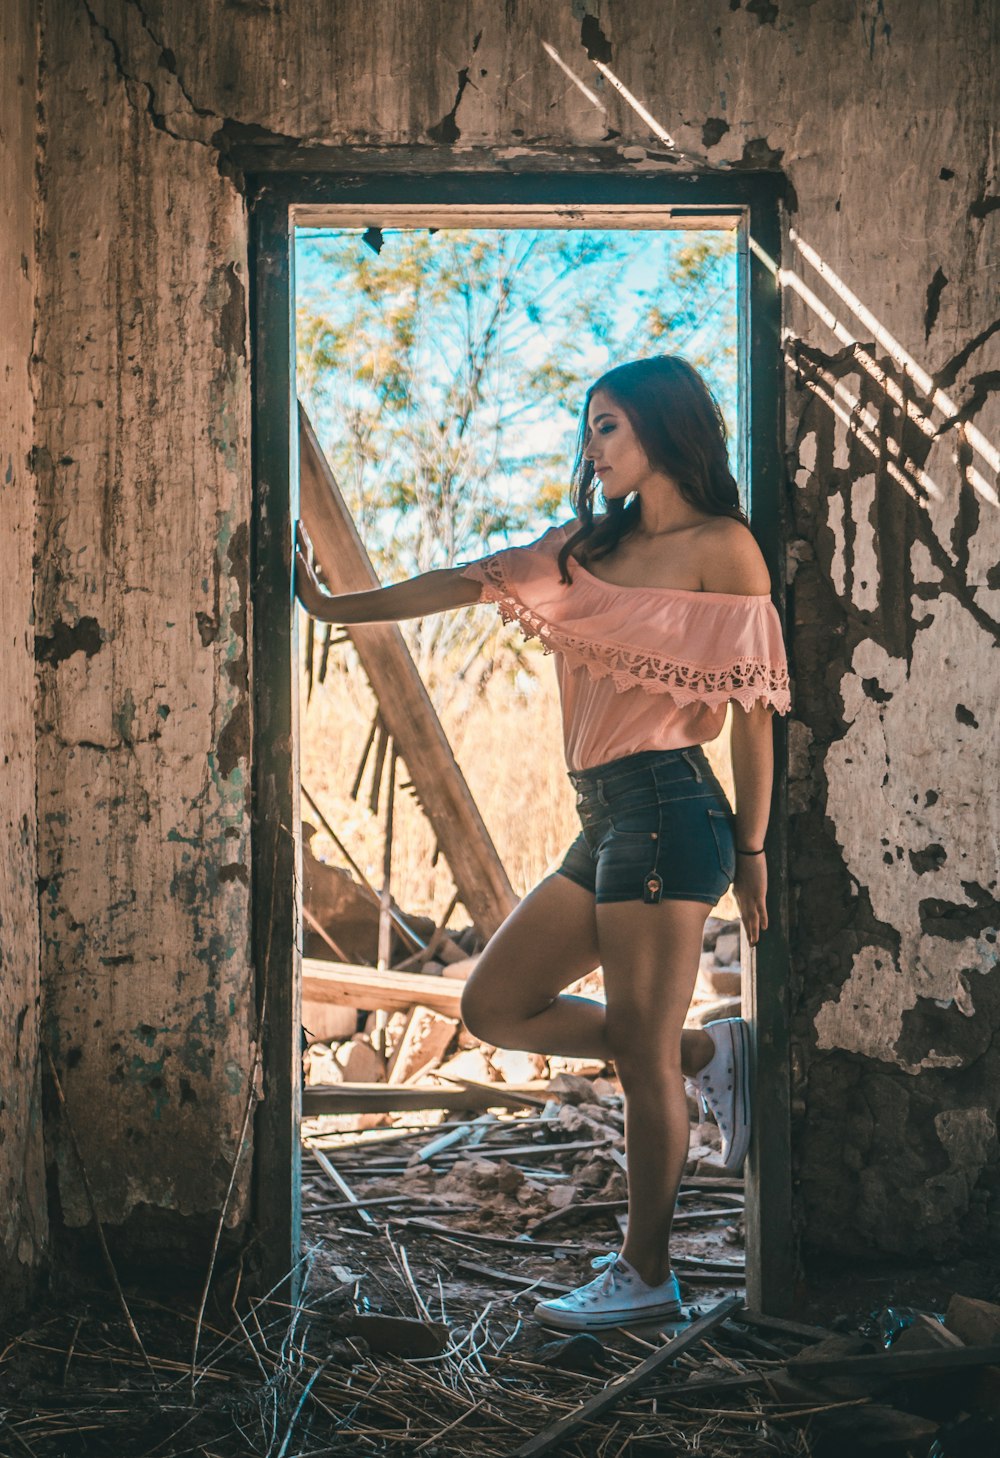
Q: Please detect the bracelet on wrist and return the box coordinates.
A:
[736,846,766,856]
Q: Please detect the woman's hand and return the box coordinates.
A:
[733,853,768,948]
[295,523,333,618]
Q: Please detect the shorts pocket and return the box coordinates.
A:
[707,807,736,883]
[608,811,660,841]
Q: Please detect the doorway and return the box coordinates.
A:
[249,172,789,1312]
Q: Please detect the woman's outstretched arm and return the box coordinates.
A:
[294,523,482,624]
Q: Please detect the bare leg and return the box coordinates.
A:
[462,875,715,1069]
[597,897,712,1287]
[461,873,715,1077]
[460,874,606,1055]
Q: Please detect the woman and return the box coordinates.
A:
[295,356,790,1331]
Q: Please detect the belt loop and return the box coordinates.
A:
[596,779,608,806]
[681,748,703,783]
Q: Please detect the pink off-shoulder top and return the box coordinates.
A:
[459,521,791,772]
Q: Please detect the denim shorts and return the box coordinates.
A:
[557,746,736,906]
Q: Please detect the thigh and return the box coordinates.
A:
[461,872,601,1019]
[596,898,710,1059]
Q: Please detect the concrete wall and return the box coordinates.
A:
[0,0,47,1307]
[33,0,254,1247]
[1,0,995,1288]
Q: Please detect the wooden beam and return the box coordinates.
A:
[302,956,467,1016]
[301,1081,548,1116]
[298,405,517,938]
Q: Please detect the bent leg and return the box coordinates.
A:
[460,873,609,1059]
[598,897,711,1287]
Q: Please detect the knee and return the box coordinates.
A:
[607,1017,682,1091]
[459,979,503,1044]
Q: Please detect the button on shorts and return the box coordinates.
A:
[556,746,736,906]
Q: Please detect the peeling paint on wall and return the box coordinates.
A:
[0,0,47,1308]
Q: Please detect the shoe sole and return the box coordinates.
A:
[533,1299,685,1332]
[719,1018,752,1172]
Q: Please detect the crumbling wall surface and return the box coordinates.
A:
[34,0,253,1240]
[24,0,998,1279]
[0,0,47,1306]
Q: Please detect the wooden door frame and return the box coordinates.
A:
[247,160,791,1311]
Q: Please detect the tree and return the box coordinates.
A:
[296,226,736,689]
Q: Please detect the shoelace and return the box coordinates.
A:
[584,1252,623,1302]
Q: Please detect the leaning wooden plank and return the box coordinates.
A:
[298,404,517,939]
[510,1295,743,1458]
[302,958,465,1016]
[301,1082,548,1116]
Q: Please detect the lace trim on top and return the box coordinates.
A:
[472,555,792,713]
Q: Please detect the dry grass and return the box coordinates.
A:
[299,610,738,926]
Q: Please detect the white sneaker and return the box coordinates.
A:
[692,1017,751,1172]
[533,1254,684,1332]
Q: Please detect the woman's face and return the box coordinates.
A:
[582,389,655,500]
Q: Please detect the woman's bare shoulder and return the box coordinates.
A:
[695,517,772,596]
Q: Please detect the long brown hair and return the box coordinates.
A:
[557,356,748,583]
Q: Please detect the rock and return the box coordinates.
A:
[304,1043,344,1086]
[493,1160,525,1196]
[575,1158,612,1191]
[713,931,740,965]
[435,1047,498,1083]
[556,1103,592,1136]
[302,1003,359,1044]
[684,1143,715,1173]
[694,1152,730,1176]
[692,1119,722,1150]
[945,1293,1000,1346]
[538,1332,607,1372]
[440,955,478,980]
[893,1313,963,1352]
[686,995,741,1028]
[702,917,737,951]
[401,1164,434,1183]
[334,1036,385,1082]
[547,1072,602,1105]
[598,1170,627,1201]
[490,1048,548,1083]
[699,965,742,998]
[547,1184,576,1210]
[592,1077,621,1099]
[548,1056,608,1079]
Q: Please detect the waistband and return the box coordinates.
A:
[567,744,708,788]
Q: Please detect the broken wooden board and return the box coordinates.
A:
[511,1294,742,1457]
[386,1004,459,1084]
[302,958,466,1016]
[299,404,517,939]
[787,1342,1000,1380]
